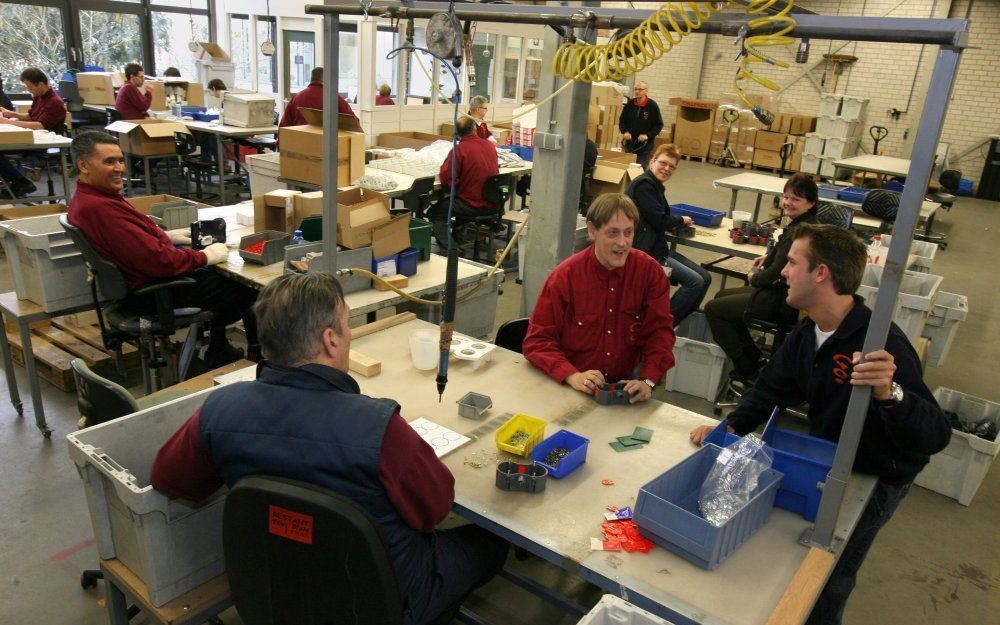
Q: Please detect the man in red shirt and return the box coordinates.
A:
[67,131,259,366]
[523,193,676,403]
[427,115,499,247]
[278,67,357,128]
[467,95,495,142]
[0,67,67,197]
[376,83,395,105]
[151,272,508,625]
[115,63,152,120]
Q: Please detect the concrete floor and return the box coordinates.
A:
[0,160,997,624]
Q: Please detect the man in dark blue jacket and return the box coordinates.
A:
[691,224,950,625]
[627,143,711,325]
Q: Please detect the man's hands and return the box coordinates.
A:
[166,228,192,245]
[623,379,652,404]
[637,134,649,143]
[623,131,632,141]
[202,242,229,265]
[851,350,896,401]
[681,216,694,227]
[751,255,766,269]
[689,423,734,446]
[566,370,606,395]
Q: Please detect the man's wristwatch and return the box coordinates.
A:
[643,378,656,391]
[874,381,904,408]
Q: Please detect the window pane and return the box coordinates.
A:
[152,12,209,78]
[375,29,398,99]
[439,60,459,104]
[230,15,253,90]
[500,36,521,103]
[521,37,543,102]
[257,17,277,95]
[406,27,433,103]
[0,4,68,85]
[81,10,143,71]
[150,0,209,9]
[470,32,495,103]
[337,32,357,101]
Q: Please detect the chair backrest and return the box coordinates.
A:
[106,106,122,124]
[939,169,961,194]
[71,359,140,428]
[481,173,510,209]
[59,214,131,302]
[861,189,900,222]
[174,131,199,157]
[815,201,853,229]
[58,80,85,113]
[224,476,404,625]
[495,317,529,354]
[403,176,436,215]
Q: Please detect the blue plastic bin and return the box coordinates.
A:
[83,64,105,72]
[702,415,836,522]
[957,178,974,196]
[837,186,871,203]
[508,145,534,162]
[817,183,841,199]
[193,112,220,122]
[634,444,782,570]
[371,253,399,276]
[670,204,724,227]
[530,429,589,479]
[883,181,905,192]
[397,247,419,277]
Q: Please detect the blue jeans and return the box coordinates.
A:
[806,480,912,625]
[664,252,712,326]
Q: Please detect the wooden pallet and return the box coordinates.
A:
[6,331,76,392]
[680,154,708,163]
[49,316,140,366]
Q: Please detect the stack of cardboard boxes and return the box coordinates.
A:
[279,109,366,187]
[708,106,765,167]
[750,113,816,171]
[588,83,626,149]
[670,98,719,159]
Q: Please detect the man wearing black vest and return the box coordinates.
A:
[151,273,508,625]
[619,81,663,167]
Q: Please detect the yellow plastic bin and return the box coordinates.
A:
[495,413,546,457]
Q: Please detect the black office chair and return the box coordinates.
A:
[59,214,212,393]
[815,201,854,230]
[58,80,103,133]
[70,358,144,429]
[224,476,404,625]
[862,188,947,249]
[105,106,123,124]
[174,131,221,203]
[495,317,530,354]
[927,169,961,211]
[393,176,435,218]
[462,173,510,262]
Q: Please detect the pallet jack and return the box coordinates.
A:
[715,108,742,168]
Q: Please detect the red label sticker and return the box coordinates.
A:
[268,505,314,544]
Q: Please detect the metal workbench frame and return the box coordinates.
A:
[305,0,968,566]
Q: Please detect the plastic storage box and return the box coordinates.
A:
[495,413,546,457]
[398,269,503,339]
[817,183,841,199]
[507,145,534,162]
[670,204,724,227]
[239,231,290,265]
[881,234,938,273]
[456,392,492,418]
[66,389,225,607]
[839,96,869,121]
[804,134,827,157]
[634,444,783,570]
[920,292,968,367]
[837,186,870,203]
[0,214,91,312]
[576,595,675,625]
[530,429,589,479]
[819,94,842,117]
[193,111,220,122]
[409,218,432,261]
[823,136,858,159]
[914,388,1000,505]
[856,264,942,345]
[884,180,905,192]
[819,157,837,178]
[800,153,821,175]
[223,92,276,128]
[816,115,859,139]
[397,247,420,277]
[703,417,837,521]
[246,151,283,196]
[663,313,727,402]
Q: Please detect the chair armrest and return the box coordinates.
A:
[132,276,196,297]
[134,277,197,334]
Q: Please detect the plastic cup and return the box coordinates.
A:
[409,329,440,370]
[732,210,752,228]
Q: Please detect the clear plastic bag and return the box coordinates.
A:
[699,434,773,527]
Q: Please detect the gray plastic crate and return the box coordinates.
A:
[634,444,782,570]
[283,242,372,294]
[0,213,91,312]
[920,292,968,367]
[881,234,939,273]
[663,312,727,401]
[149,200,199,231]
[856,264,942,345]
[66,389,225,607]
[399,266,503,339]
[576,595,676,625]
[914,388,999,506]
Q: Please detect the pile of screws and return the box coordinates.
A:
[543,447,571,467]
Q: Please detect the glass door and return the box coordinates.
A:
[283,30,315,100]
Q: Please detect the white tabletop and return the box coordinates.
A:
[0,130,71,152]
[832,155,911,178]
[182,119,278,137]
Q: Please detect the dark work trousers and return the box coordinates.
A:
[806,481,912,625]
[125,268,258,347]
[405,524,509,625]
[635,144,653,169]
[427,197,494,247]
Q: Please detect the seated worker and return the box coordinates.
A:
[376,83,395,105]
[0,67,67,197]
[115,63,152,120]
[704,172,820,385]
[427,115,499,248]
[627,143,711,325]
[66,131,258,366]
[150,272,509,625]
[523,193,676,403]
[279,67,357,127]
[206,78,226,100]
[466,95,495,142]
[691,224,950,625]
[197,79,228,161]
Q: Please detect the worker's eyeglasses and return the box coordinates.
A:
[653,160,677,170]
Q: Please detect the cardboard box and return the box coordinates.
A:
[147,80,205,112]
[193,42,230,62]
[126,194,210,214]
[372,213,411,258]
[279,109,365,187]
[105,119,189,156]
[789,115,817,135]
[670,98,718,159]
[590,161,643,196]
[252,190,326,234]
[0,126,34,145]
[755,130,790,152]
[752,149,784,170]
[76,72,124,105]
[336,187,392,249]
[377,131,448,150]
[787,135,805,171]
[0,204,64,220]
[771,113,793,134]
[596,148,635,165]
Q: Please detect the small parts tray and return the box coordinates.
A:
[457,392,492,419]
[496,461,547,493]
[450,334,497,370]
[239,231,290,265]
[595,382,632,406]
[495,413,546,457]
